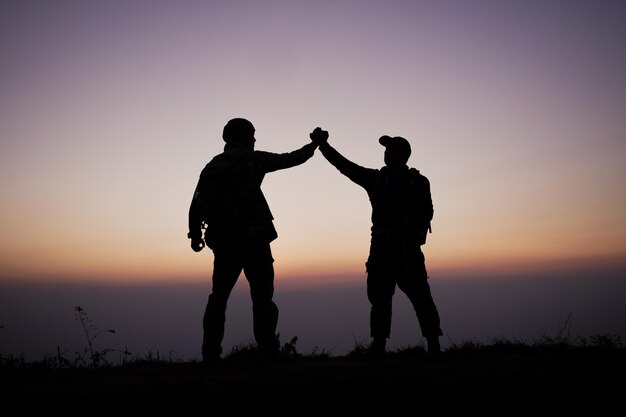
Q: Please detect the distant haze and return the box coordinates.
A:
[2,265,624,361]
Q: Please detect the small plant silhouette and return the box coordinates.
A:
[281,336,301,357]
[74,306,117,367]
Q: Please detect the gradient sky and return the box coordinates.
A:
[1,0,625,286]
[0,1,626,280]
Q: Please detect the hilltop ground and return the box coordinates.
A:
[2,342,624,416]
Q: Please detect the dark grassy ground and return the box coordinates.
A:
[2,342,624,416]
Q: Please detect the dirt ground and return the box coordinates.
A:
[2,347,624,416]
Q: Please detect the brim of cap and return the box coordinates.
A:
[379,135,393,146]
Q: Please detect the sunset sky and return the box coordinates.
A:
[1,1,625,358]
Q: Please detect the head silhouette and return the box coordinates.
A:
[223,118,256,149]
[379,135,411,167]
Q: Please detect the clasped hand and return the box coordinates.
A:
[310,127,329,144]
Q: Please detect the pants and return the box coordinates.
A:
[366,235,443,340]
[202,239,279,358]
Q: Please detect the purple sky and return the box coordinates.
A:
[1,1,625,359]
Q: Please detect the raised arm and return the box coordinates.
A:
[310,128,376,189]
[254,142,318,173]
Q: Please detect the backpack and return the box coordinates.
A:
[371,167,433,244]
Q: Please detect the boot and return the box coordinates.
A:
[202,342,222,364]
[368,337,386,356]
[427,336,441,354]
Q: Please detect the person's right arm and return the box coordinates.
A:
[188,172,207,252]
[187,156,229,252]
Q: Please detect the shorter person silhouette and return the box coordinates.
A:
[188,118,319,362]
[311,128,443,354]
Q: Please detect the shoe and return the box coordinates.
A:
[202,344,222,364]
[202,352,221,364]
[427,336,441,354]
[367,338,386,357]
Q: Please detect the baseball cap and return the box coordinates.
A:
[379,135,411,158]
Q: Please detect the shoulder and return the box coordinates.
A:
[409,168,430,186]
[409,167,427,179]
[200,152,240,177]
[202,153,224,168]
[369,167,386,185]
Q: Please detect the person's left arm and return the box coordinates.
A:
[254,142,318,173]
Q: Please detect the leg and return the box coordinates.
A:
[397,248,443,352]
[243,241,279,356]
[366,241,397,353]
[202,248,242,361]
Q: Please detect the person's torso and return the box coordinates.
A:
[366,167,429,236]
[200,150,276,243]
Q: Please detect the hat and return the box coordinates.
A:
[379,135,411,158]
[222,118,255,143]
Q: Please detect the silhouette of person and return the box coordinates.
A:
[188,118,319,362]
[310,128,443,354]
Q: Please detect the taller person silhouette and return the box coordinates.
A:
[188,118,319,362]
[310,128,443,354]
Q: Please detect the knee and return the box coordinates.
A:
[207,293,229,311]
[253,300,278,315]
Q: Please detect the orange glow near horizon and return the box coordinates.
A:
[2,234,624,287]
